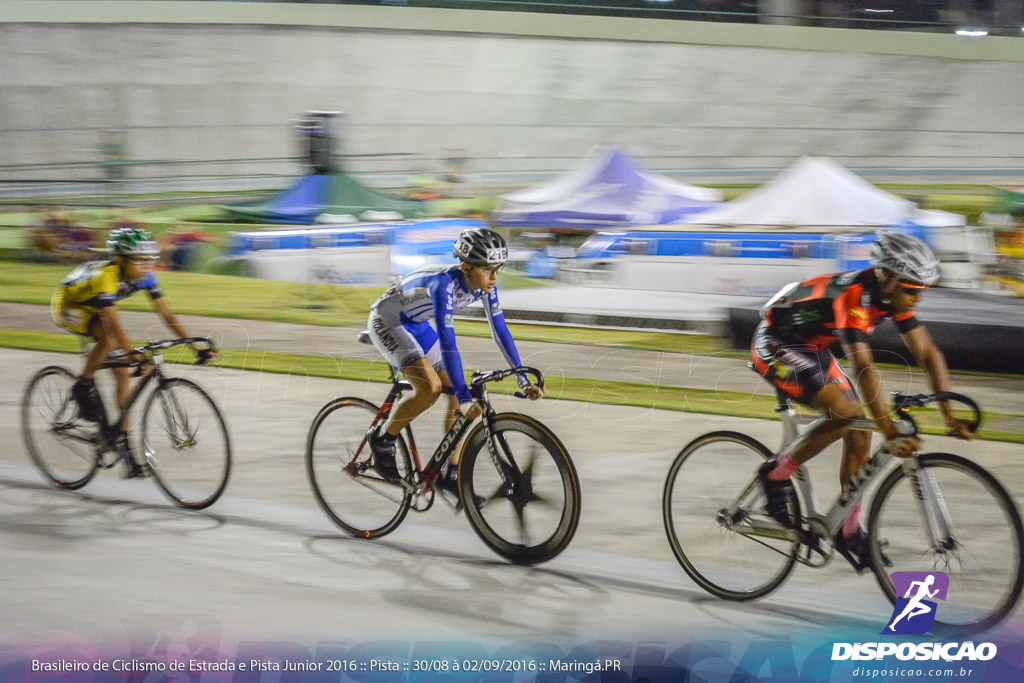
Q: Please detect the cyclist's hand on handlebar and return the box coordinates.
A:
[884,435,920,458]
[194,346,217,365]
[459,400,484,421]
[522,384,545,401]
[946,417,976,440]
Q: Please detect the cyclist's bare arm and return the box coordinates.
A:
[900,326,974,440]
[152,298,216,363]
[841,340,917,455]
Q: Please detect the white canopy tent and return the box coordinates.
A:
[675,156,964,229]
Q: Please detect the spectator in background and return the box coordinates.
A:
[163,223,214,271]
[57,216,95,262]
[112,209,141,232]
[29,211,65,261]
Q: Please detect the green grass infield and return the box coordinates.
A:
[2,328,1019,444]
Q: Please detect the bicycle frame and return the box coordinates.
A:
[60,337,212,454]
[367,386,497,495]
[98,360,165,445]
[768,395,957,556]
[361,368,535,498]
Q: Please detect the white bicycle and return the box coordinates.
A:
[663,390,1023,634]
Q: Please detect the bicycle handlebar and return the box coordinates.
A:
[470,366,544,400]
[891,391,982,435]
[104,337,217,370]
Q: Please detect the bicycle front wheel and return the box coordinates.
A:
[869,452,1024,634]
[21,366,99,490]
[663,431,799,600]
[141,378,231,510]
[459,413,580,565]
[306,397,413,539]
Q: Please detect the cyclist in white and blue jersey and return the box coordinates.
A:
[366,227,545,488]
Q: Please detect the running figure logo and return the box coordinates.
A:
[882,571,949,635]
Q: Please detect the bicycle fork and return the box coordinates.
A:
[904,458,958,554]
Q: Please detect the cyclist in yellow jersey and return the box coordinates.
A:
[51,227,215,477]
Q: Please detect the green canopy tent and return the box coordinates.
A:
[995,187,1024,215]
[222,173,422,224]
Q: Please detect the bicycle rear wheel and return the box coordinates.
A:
[306,397,413,539]
[141,378,231,510]
[459,413,580,565]
[869,452,1024,634]
[21,366,99,489]
[663,431,799,600]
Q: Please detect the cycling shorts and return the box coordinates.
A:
[367,309,445,374]
[50,290,100,337]
[751,321,857,407]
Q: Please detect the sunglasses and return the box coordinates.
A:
[477,264,503,275]
[898,281,928,294]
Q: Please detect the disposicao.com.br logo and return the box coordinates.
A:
[831,571,998,663]
[884,571,949,635]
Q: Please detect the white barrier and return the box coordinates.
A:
[242,247,392,287]
[565,256,830,297]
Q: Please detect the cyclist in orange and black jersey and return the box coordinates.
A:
[752,232,975,573]
[762,267,919,353]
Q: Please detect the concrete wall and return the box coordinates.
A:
[1,1,1023,187]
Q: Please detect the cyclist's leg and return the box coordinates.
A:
[385,358,443,435]
[366,313,444,436]
[87,315,131,416]
[63,313,107,422]
[752,338,860,468]
[430,367,463,492]
[752,333,860,525]
[81,312,109,380]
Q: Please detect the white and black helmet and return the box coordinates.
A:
[870,231,940,286]
[453,227,507,266]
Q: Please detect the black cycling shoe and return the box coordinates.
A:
[71,379,103,422]
[117,436,150,480]
[757,459,797,528]
[834,528,891,574]
[435,464,485,512]
[435,465,459,495]
[367,426,400,484]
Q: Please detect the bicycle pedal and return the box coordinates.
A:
[798,535,833,568]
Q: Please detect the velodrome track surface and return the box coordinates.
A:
[2,345,1022,652]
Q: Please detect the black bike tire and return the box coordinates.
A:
[305,397,413,539]
[458,413,581,565]
[868,452,1024,634]
[141,377,232,510]
[663,430,800,601]
[21,366,100,490]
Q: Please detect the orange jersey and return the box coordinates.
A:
[762,269,919,351]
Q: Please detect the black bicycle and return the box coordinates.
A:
[306,341,581,565]
[21,337,231,510]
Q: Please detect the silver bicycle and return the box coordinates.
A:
[663,390,1023,634]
